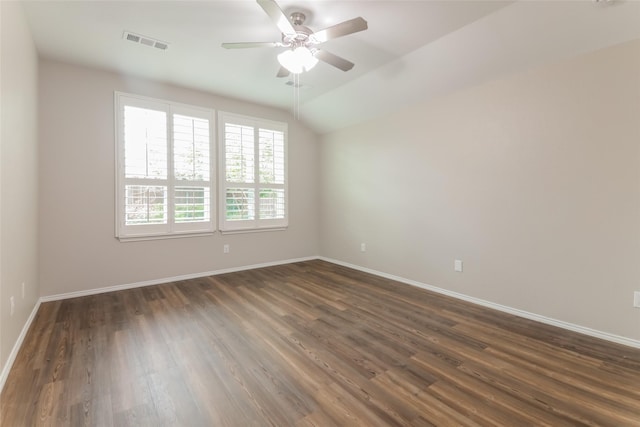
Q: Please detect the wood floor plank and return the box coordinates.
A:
[2,260,639,426]
[452,313,640,398]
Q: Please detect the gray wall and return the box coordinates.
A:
[320,40,640,341]
[0,2,40,373]
[38,59,320,297]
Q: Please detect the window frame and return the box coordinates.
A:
[218,111,288,233]
[115,92,216,241]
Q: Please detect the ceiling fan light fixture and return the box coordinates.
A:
[277,46,318,74]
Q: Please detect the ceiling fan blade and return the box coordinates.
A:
[257,0,296,36]
[222,42,282,49]
[311,17,368,44]
[276,66,290,78]
[314,50,355,72]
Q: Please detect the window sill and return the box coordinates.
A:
[117,231,215,242]
[220,227,287,235]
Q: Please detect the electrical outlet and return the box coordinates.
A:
[634,291,640,308]
[10,296,15,316]
[360,243,366,252]
[223,244,230,254]
[454,259,463,272]
[22,282,25,299]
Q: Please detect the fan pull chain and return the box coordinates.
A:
[293,73,300,120]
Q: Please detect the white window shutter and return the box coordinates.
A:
[219,112,288,232]
[115,92,215,240]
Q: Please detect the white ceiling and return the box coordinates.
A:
[22,0,640,134]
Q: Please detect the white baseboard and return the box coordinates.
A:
[40,256,319,302]
[0,299,41,394]
[319,257,640,350]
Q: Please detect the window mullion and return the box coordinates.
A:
[254,125,260,223]
[167,107,175,231]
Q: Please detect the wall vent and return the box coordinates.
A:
[123,31,169,51]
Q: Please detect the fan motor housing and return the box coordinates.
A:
[282,25,313,46]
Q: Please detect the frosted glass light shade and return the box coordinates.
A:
[277,47,318,74]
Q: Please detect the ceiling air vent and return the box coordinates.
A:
[123,31,169,51]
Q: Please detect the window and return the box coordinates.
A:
[115,92,215,240]
[219,112,287,232]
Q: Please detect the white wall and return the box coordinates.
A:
[320,39,640,341]
[0,2,40,374]
[39,59,320,297]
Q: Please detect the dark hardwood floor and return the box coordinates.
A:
[2,260,639,426]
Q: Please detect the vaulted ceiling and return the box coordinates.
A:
[23,0,640,134]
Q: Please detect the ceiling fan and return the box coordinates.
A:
[221,0,368,77]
